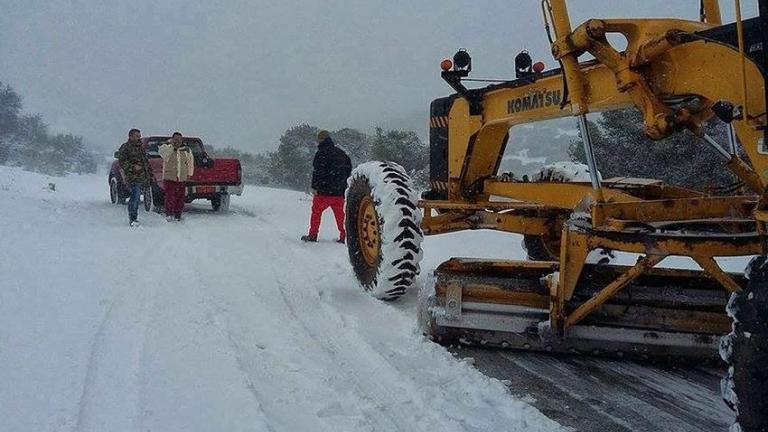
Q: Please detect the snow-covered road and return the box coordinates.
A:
[0,167,564,432]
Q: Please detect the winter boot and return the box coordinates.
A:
[129,219,141,227]
[301,235,318,242]
[336,238,345,244]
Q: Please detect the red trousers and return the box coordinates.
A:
[309,194,346,240]
[164,180,186,218]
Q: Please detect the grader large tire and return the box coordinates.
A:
[345,161,423,301]
[522,162,598,261]
[721,256,768,432]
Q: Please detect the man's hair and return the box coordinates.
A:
[129,128,140,135]
[172,132,182,137]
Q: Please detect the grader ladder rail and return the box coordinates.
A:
[344,1,768,429]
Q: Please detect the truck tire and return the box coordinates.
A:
[109,176,125,205]
[143,184,155,212]
[212,194,230,212]
[345,161,423,301]
[721,256,768,432]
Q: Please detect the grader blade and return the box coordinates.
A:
[423,258,742,361]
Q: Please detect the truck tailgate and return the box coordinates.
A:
[190,158,240,184]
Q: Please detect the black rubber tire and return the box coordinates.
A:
[143,183,163,212]
[522,234,560,261]
[522,162,592,262]
[109,176,126,205]
[211,194,230,212]
[721,256,768,431]
[345,162,423,301]
[346,178,380,288]
[142,184,153,212]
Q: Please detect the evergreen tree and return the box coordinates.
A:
[0,83,22,164]
[0,80,97,174]
[0,82,22,134]
[211,146,275,185]
[209,124,430,191]
[371,127,428,174]
[568,109,739,190]
[332,127,372,167]
[274,124,319,190]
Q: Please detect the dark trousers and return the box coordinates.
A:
[164,180,186,218]
[308,194,345,240]
[128,184,142,222]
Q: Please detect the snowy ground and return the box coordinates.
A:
[0,166,566,432]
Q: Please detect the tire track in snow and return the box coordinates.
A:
[191,286,281,432]
[224,199,562,432]
[131,274,160,432]
[262,234,486,432]
[119,216,279,432]
[196,297,278,432]
[71,242,160,432]
[73,299,117,431]
[201,216,384,431]
[267,268,407,432]
[175,215,320,432]
[181,210,397,432]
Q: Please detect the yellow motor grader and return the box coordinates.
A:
[344,0,767,428]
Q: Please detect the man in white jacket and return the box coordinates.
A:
[159,132,195,221]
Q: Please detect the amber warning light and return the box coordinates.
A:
[440,58,453,71]
[533,61,546,73]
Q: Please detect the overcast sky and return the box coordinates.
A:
[0,1,759,154]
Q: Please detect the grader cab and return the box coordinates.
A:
[344,1,768,429]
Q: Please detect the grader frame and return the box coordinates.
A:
[418,0,767,354]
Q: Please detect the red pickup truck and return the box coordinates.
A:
[109,135,243,212]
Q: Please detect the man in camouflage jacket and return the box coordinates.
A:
[116,128,151,226]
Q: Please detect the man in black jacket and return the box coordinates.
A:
[301,130,352,243]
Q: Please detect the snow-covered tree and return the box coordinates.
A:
[569,109,740,190]
[0,81,97,175]
[273,124,319,190]
[212,124,429,191]
[371,127,428,175]
[332,127,373,167]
